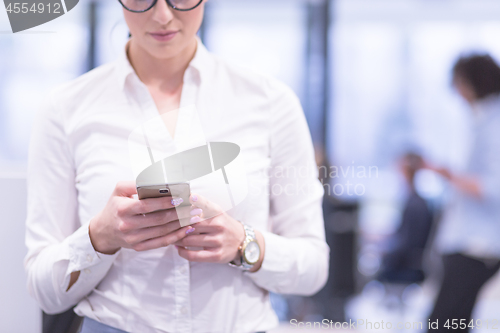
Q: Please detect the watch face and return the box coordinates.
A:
[244,241,260,264]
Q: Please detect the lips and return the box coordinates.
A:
[149,30,178,42]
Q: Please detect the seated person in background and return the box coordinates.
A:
[377,152,434,284]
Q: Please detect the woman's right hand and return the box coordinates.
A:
[89,181,194,254]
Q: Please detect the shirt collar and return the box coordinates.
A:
[116,35,211,92]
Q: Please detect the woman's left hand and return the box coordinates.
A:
[173,193,246,264]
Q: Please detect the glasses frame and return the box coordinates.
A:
[118,0,204,13]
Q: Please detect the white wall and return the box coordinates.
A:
[0,177,41,333]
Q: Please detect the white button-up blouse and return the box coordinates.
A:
[24,37,329,333]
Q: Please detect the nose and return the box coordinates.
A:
[151,0,175,26]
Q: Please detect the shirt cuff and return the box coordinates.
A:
[64,219,120,280]
[242,230,294,290]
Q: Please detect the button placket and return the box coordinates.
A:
[173,70,197,333]
[173,253,192,333]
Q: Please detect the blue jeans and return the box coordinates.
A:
[79,317,128,333]
[79,317,267,333]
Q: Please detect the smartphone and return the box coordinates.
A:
[137,183,192,227]
[137,182,190,203]
[137,182,201,248]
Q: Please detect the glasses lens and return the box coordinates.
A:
[121,0,155,12]
[169,0,202,10]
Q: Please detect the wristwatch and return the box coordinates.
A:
[228,221,261,271]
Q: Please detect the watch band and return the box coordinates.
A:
[240,224,256,270]
[228,221,257,271]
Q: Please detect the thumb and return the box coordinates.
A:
[114,181,138,197]
[190,193,222,219]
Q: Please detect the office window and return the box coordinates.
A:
[329,0,500,234]
[203,0,307,103]
[0,4,88,174]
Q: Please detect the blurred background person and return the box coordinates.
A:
[377,152,434,285]
[425,54,500,332]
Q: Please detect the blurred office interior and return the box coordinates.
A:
[2,0,500,331]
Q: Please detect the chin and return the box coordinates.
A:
[149,39,192,58]
[144,43,179,59]
[149,49,177,60]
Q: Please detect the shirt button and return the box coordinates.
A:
[86,254,93,263]
[179,266,187,274]
[180,306,188,315]
[84,269,91,274]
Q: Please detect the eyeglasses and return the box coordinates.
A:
[118,0,203,13]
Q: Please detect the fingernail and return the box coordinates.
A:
[175,245,180,249]
[171,197,183,206]
[190,208,202,216]
[185,227,195,234]
[190,216,201,223]
[191,195,198,202]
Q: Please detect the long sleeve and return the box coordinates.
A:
[24,91,119,314]
[476,112,500,204]
[244,83,330,296]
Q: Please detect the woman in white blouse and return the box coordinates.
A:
[24,1,329,332]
